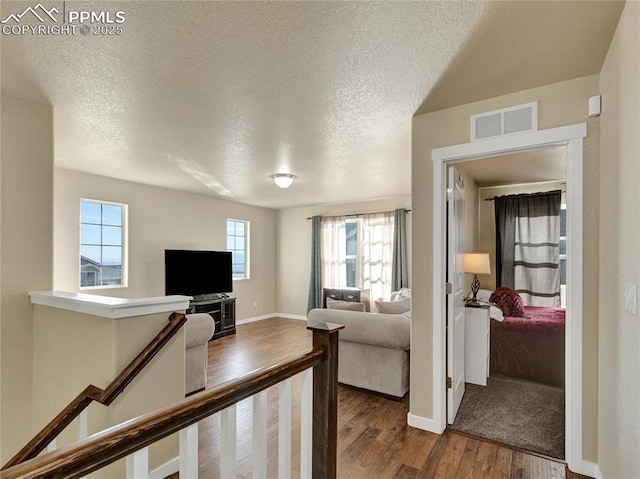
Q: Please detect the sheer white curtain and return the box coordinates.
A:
[362,212,394,307]
[321,216,347,289]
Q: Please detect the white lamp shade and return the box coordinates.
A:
[273,174,295,188]
[464,253,491,275]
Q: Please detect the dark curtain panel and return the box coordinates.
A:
[307,215,322,312]
[494,191,562,306]
[392,209,408,291]
[495,197,518,288]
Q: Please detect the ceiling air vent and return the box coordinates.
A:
[471,102,537,141]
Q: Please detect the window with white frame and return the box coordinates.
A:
[227,219,249,279]
[322,213,394,301]
[80,200,127,288]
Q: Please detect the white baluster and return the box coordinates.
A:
[220,405,237,478]
[252,391,268,479]
[77,409,88,440]
[126,447,149,479]
[77,410,88,479]
[278,378,292,479]
[180,423,199,479]
[46,439,56,453]
[300,369,313,479]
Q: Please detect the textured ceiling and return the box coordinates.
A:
[1,1,624,209]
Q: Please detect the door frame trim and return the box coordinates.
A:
[430,123,586,473]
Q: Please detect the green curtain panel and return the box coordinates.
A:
[307,215,322,312]
[392,209,408,291]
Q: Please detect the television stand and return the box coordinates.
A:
[187,296,236,340]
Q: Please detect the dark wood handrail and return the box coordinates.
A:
[0,323,343,479]
[2,312,188,469]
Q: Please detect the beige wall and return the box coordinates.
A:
[276,196,411,316]
[32,307,184,478]
[0,93,54,462]
[598,2,640,477]
[53,169,277,320]
[411,75,600,461]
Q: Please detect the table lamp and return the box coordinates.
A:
[464,253,491,304]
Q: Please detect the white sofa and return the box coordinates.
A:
[184,313,215,395]
[307,308,410,398]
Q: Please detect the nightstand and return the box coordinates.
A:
[465,303,490,386]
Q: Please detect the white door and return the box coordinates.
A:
[447,166,465,424]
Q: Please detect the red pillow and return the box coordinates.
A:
[490,287,526,317]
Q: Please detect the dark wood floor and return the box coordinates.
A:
[186,317,590,479]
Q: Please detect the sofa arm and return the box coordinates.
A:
[185,313,215,348]
[307,308,410,350]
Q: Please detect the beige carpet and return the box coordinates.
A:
[449,374,565,459]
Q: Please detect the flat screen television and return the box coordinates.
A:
[165,249,232,298]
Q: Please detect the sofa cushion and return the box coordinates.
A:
[326,297,366,311]
[375,298,411,314]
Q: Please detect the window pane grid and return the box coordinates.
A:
[227,219,248,279]
[80,200,125,288]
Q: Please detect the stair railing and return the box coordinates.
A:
[0,322,343,479]
[2,312,188,469]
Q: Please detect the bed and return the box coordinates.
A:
[489,306,565,387]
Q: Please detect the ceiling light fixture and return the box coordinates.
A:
[272,173,296,189]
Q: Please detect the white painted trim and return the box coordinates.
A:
[432,123,586,161]
[179,423,198,479]
[406,412,442,434]
[300,369,313,479]
[278,379,292,478]
[581,461,600,479]
[126,447,148,479]
[430,123,586,472]
[252,391,268,479]
[277,313,308,321]
[236,313,307,326]
[29,291,191,319]
[220,405,237,478]
[148,457,179,479]
[564,137,584,473]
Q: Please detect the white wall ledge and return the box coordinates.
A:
[29,291,192,319]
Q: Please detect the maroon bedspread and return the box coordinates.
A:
[490,306,565,387]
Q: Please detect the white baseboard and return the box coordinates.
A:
[407,412,443,434]
[581,460,600,479]
[149,456,179,479]
[237,313,307,325]
[275,313,307,321]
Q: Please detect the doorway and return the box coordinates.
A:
[430,124,586,472]
[448,149,567,459]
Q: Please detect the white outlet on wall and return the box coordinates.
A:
[624,283,637,315]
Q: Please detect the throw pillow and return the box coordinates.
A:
[326,297,366,312]
[489,287,526,317]
[390,288,412,302]
[375,297,411,314]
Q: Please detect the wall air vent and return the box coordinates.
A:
[471,102,537,141]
